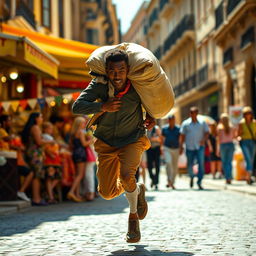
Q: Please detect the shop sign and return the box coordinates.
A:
[0,37,16,57]
[24,42,58,79]
[229,106,243,126]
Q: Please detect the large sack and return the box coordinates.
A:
[86,42,174,119]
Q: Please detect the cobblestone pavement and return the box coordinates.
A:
[0,177,256,256]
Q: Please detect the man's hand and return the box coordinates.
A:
[143,114,156,130]
[101,98,121,112]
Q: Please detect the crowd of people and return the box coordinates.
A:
[0,105,255,206]
[0,113,97,205]
[143,105,256,190]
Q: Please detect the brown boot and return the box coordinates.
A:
[126,213,141,243]
[137,183,148,220]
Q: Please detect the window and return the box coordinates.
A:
[27,0,33,10]
[86,29,99,44]
[58,0,64,37]
[42,0,51,28]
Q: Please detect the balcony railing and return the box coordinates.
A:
[160,0,169,11]
[149,8,159,28]
[16,0,36,28]
[198,65,208,85]
[223,47,233,65]
[241,26,255,49]
[163,14,194,54]
[174,74,196,97]
[226,0,242,15]
[215,0,243,30]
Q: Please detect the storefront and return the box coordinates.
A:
[0,32,58,102]
[0,24,98,123]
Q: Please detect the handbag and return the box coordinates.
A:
[85,146,96,162]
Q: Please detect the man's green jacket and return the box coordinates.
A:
[72,79,146,147]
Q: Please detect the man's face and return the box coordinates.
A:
[168,117,175,126]
[106,60,129,91]
[190,110,198,118]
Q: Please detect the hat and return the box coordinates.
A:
[242,106,253,114]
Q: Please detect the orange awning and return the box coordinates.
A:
[1,24,98,71]
[0,32,59,78]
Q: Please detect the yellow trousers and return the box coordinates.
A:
[94,136,151,200]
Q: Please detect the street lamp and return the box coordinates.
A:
[9,68,19,80]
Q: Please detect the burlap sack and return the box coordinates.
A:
[86,42,174,119]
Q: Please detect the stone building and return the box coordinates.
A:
[0,0,120,101]
[124,0,256,122]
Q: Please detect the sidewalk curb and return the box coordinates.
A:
[0,201,31,216]
[203,179,256,196]
[181,175,256,196]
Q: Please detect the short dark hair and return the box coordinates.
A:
[104,49,129,67]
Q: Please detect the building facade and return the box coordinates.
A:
[214,0,256,115]
[123,1,148,48]
[72,0,120,45]
[0,0,120,103]
[124,0,256,122]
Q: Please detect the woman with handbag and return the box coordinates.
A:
[237,106,256,185]
[67,117,93,202]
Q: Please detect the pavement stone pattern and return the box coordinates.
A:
[0,177,256,256]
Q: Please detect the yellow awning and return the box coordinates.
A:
[1,24,98,71]
[0,32,59,78]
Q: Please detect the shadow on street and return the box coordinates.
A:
[0,195,155,237]
[108,244,194,256]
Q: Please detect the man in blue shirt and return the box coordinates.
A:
[180,107,209,190]
[162,114,180,189]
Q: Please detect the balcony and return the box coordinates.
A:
[174,64,218,98]
[159,0,173,18]
[226,0,242,15]
[215,1,224,30]
[174,74,196,97]
[16,0,36,28]
[149,8,159,29]
[223,47,233,65]
[198,65,208,85]
[240,26,255,49]
[163,14,194,55]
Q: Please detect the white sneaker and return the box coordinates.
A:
[17,191,31,202]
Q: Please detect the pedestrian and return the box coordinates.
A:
[72,49,154,243]
[179,106,209,190]
[208,122,222,179]
[146,124,162,190]
[216,114,236,184]
[67,116,92,202]
[42,122,62,204]
[81,126,97,201]
[237,106,256,185]
[162,114,180,189]
[21,112,51,206]
[138,152,147,185]
[10,135,34,202]
[0,114,12,150]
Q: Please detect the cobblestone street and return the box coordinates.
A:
[0,177,256,256]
